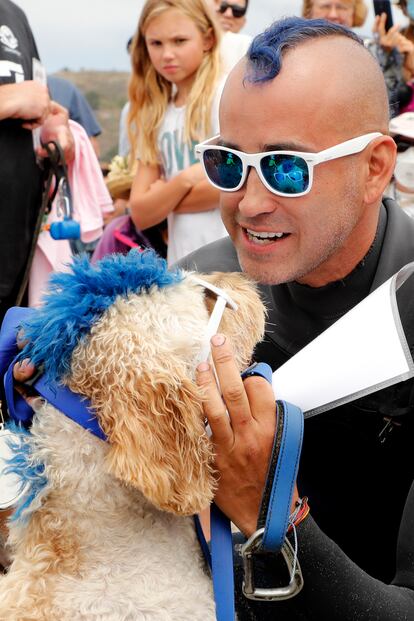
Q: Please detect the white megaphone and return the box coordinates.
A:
[272,263,414,418]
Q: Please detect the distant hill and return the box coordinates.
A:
[52,70,130,163]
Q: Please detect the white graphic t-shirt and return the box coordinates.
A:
[157,79,227,265]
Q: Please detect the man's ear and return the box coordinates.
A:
[363,135,397,205]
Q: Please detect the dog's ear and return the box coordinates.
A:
[88,361,215,516]
[198,272,266,370]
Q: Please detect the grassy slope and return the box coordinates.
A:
[52,70,130,163]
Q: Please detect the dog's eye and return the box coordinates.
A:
[204,289,217,304]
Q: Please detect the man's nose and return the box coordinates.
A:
[223,6,233,16]
[237,168,279,218]
[327,5,340,19]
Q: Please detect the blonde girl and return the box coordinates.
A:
[128,0,227,264]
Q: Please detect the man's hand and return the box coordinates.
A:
[13,357,36,385]
[38,101,75,163]
[196,334,280,536]
[0,80,50,127]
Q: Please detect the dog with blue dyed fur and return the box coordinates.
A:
[0,250,265,621]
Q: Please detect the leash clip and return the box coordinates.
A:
[241,527,304,601]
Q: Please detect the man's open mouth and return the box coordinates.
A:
[245,228,290,245]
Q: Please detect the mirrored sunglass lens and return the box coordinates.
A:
[261,154,309,194]
[203,149,243,189]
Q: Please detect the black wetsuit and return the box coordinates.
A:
[179,199,414,620]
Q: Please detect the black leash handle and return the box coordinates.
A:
[14,141,70,307]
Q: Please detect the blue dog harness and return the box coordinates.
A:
[1,307,106,441]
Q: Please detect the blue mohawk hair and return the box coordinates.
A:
[246,16,363,84]
[20,250,183,384]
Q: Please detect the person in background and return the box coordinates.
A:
[0,0,73,568]
[103,34,166,255]
[303,0,414,114]
[0,0,73,326]
[128,0,227,265]
[210,0,251,72]
[47,75,101,158]
[397,0,414,43]
[117,36,133,159]
[393,0,414,111]
[179,15,414,619]
[302,0,366,25]
[213,0,249,33]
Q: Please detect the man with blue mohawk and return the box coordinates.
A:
[180,15,414,621]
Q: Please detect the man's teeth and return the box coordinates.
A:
[246,229,285,243]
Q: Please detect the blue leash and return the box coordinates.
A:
[196,362,304,620]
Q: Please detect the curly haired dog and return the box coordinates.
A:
[0,250,265,621]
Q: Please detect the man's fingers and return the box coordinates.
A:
[13,359,35,383]
[196,361,233,443]
[209,334,253,433]
[243,375,277,425]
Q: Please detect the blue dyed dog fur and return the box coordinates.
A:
[19,249,183,384]
[3,422,47,522]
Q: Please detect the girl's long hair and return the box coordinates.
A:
[128,0,222,165]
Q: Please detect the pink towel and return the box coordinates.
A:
[29,120,113,307]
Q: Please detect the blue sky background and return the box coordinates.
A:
[14,0,408,73]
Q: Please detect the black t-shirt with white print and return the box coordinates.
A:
[0,0,43,302]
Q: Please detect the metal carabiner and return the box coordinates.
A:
[56,177,72,220]
[241,528,304,601]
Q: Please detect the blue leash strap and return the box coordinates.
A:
[262,400,304,552]
[194,505,235,621]
[33,375,106,441]
[197,362,303,619]
[210,504,235,621]
[241,362,304,554]
[241,399,304,601]
[0,307,35,381]
[4,359,106,442]
[0,307,106,442]
[194,513,211,570]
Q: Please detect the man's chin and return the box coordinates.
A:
[237,251,293,286]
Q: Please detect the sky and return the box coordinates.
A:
[13,0,407,74]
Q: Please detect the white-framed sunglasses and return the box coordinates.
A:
[195,132,383,198]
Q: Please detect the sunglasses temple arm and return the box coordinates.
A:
[317,134,382,164]
[197,295,227,366]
